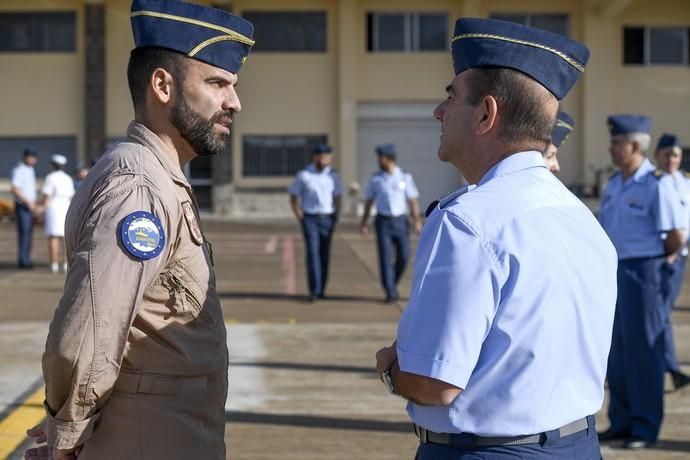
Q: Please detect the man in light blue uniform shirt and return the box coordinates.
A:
[598,116,686,449]
[653,133,690,391]
[10,147,39,269]
[289,143,342,302]
[375,18,616,459]
[360,144,422,303]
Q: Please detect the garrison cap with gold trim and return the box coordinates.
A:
[607,114,651,136]
[131,0,254,74]
[451,18,589,100]
[552,111,574,148]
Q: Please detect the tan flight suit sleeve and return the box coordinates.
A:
[42,175,174,450]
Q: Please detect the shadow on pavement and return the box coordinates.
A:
[229,361,376,375]
[217,292,387,304]
[225,411,411,433]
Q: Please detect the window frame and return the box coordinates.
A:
[489,12,570,37]
[242,134,328,178]
[623,25,690,66]
[0,11,77,53]
[240,11,327,53]
[367,11,448,53]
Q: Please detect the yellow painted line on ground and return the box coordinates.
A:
[0,386,45,459]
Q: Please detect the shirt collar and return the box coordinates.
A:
[630,158,655,183]
[307,163,331,174]
[478,151,546,187]
[126,121,190,188]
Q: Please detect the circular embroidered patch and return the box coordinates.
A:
[120,211,165,260]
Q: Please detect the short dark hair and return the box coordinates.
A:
[127,47,189,110]
[464,68,556,147]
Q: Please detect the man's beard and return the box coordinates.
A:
[170,92,231,157]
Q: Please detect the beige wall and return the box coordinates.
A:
[357,0,459,102]
[0,1,84,157]
[106,0,135,139]
[232,0,338,187]
[582,0,690,185]
[3,0,690,194]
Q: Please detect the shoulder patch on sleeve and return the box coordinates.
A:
[120,211,166,260]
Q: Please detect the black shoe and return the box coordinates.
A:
[384,295,399,304]
[598,428,630,441]
[623,437,655,449]
[317,293,327,300]
[671,370,690,391]
[307,295,317,302]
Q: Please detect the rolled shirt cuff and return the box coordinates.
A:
[45,402,100,450]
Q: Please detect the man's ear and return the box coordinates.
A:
[149,68,174,105]
[475,95,498,136]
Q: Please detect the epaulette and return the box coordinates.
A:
[425,200,440,218]
[653,169,665,179]
[683,170,690,179]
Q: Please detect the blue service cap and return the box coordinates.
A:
[607,114,651,136]
[130,0,254,74]
[451,18,589,100]
[23,146,37,156]
[375,144,396,157]
[657,133,681,152]
[551,111,574,148]
[312,143,332,154]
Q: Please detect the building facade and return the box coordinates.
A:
[1,0,690,216]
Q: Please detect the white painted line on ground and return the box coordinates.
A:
[226,324,268,411]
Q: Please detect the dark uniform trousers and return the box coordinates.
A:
[301,213,336,297]
[665,255,686,372]
[15,202,33,267]
[415,416,602,459]
[608,256,673,442]
[375,215,410,299]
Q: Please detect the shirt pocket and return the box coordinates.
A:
[155,262,208,320]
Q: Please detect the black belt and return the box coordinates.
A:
[414,417,589,447]
[376,214,406,219]
[303,213,334,218]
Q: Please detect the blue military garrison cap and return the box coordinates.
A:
[552,112,575,148]
[375,144,396,157]
[451,18,590,100]
[312,143,332,154]
[607,114,651,136]
[657,133,681,152]
[131,0,254,74]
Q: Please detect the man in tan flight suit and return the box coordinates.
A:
[24,1,254,459]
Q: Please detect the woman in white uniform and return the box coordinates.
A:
[40,155,75,273]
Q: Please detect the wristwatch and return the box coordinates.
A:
[382,368,397,395]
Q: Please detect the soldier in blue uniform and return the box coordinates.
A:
[543,111,574,174]
[599,116,687,449]
[653,133,690,391]
[360,144,422,303]
[375,18,616,459]
[289,144,342,302]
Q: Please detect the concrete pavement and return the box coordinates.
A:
[0,219,688,459]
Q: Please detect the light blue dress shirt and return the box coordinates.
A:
[288,164,343,214]
[599,159,686,260]
[364,166,419,217]
[10,162,37,203]
[396,151,618,436]
[669,171,690,225]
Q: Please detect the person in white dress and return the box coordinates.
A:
[40,155,75,273]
